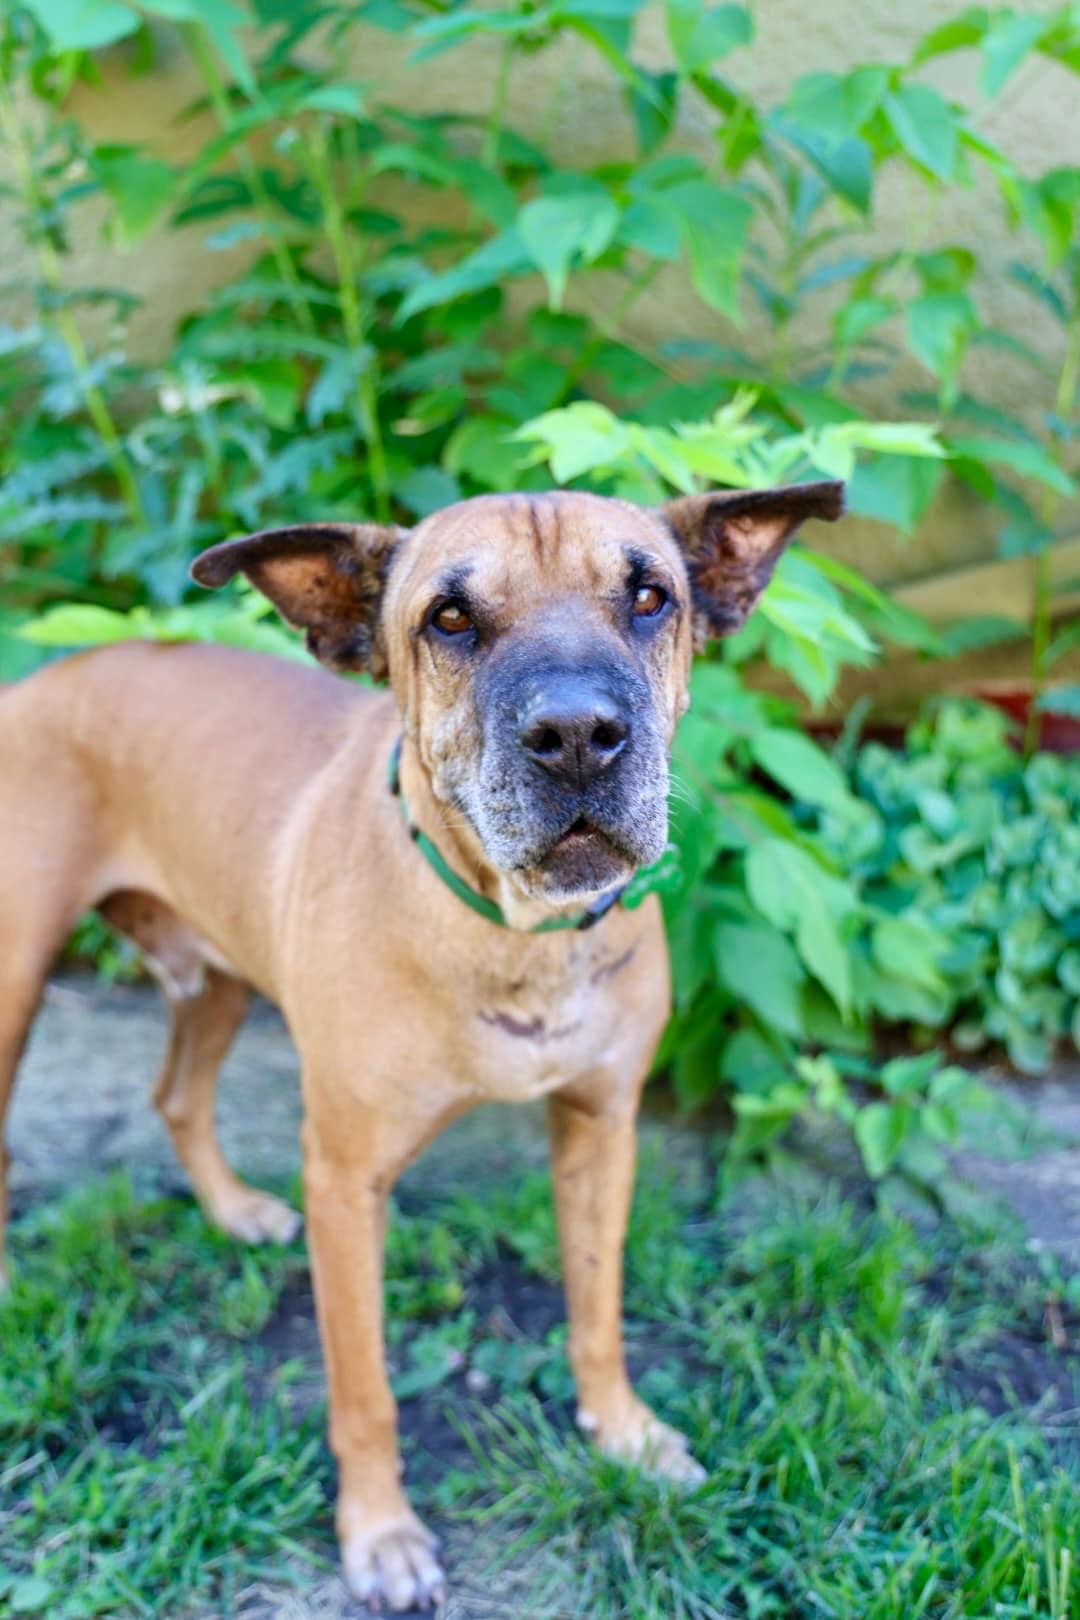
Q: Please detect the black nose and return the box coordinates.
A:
[519,679,629,783]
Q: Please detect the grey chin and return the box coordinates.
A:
[524,839,636,903]
[517,819,668,904]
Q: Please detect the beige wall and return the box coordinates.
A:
[5,0,1078,607]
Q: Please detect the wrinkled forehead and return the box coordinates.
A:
[388,491,684,612]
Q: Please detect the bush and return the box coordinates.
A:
[830,699,1080,1074]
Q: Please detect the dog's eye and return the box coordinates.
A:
[632,584,667,617]
[431,601,473,635]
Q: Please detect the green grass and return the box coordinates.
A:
[1,1150,1078,1618]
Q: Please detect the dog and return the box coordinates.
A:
[0,479,843,1609]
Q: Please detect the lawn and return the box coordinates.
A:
[2,1127,1079,1619]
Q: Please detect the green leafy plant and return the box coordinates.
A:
[2,0,1077,1175]
[821,698,1080,1074]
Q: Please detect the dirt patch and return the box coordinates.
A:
[949,1326,1080,1428]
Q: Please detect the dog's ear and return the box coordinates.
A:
[191,522,406,678]
[660,481,845,642]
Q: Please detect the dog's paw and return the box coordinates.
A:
[342,1511,445,1612]
[210,1187,302,1245]
[582,1400,707,1487]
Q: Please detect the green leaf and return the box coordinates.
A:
[443,415,524,492]
[176,0,256,96]
[778,123,873,212]
[398,230,531,320]
[8,1576,55,1616]
[660,181,751,317]
[937,615,1026,655]
[840,453,943,535]
[1005,1020,1051,1075]
[22,0,138,49]
[811,420,945,485]
[905,292,975,391]
[883,83,958,180]
[911,8,988,66]
[854,1100,912,1178]
[730,1080,809,1154]
[748,726,853,812]
[91,145,176,247]
[227,357,303,428]
[714,921,805,1038]
[410,5,532,56]
[517,187,620,309]
[298,82,366,116]
[879,1051,939,1096]
[872,916,947,993]
[1036,684,1080,718]
[1046,620,1080,667]
[834,295,895,350]
[305,348,370,427]
[394,465,463,518]
[16,605,146,646]
[618,197,682,260]
[666,0,751,74]
[947,434,1075,495]
[981,12,1046,95]
[782,67,888,142]
[625,69,679,154]
[1059,948,1080,996]
[745,838,853,1013]
[515,400,629,482]
[915,247,976,293]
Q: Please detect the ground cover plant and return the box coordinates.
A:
[823,698,1080,1076]
[1,1145,1079,1619]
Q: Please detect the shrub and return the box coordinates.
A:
[2,2,1078,1181]
[828,699,1080,1074]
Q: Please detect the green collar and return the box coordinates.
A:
[388,736,641,933]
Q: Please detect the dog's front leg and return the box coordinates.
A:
[302,1108,448,1612]
[548,1084,706,1484]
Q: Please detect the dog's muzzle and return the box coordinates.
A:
[458,650,669,898]
[516,672,630,789]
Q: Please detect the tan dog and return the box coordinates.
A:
[0,481,842,1609]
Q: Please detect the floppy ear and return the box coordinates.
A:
[191,522,406,678]
[660,480,845,643]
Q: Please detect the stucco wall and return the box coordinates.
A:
[4,0,1078,602]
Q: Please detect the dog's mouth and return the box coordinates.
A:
[526,813,634,898]
[553,815,601,848]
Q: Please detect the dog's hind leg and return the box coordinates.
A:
[153,966,302,1244]
[101,893,301,1245]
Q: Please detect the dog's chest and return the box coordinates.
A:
[462,934,644,1102]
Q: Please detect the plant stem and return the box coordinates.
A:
[483,38,515,169]
[0,79,146,526]
[303,124,391,522]
[180,23,316,335]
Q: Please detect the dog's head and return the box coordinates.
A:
[192,483,843,903]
